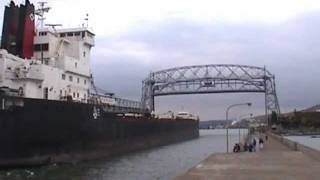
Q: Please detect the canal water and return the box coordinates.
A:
[286,135,320,151]
[0,129,247,180]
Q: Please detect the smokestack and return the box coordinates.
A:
[1,1,20,55]
[1,0,35,59]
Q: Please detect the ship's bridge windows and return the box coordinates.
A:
[62,74,66,80]
[69,75,73,82]
[60,33,66,37]
[84,79,87,85]
[75,32,81,36]
[39,32,47,36]
[75,62,78,68]
[81,31,85,38]
[34,43,49,51]
[67,32,74,37]
[77,78,80,83]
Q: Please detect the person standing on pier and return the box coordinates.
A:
[259,137,264,149]
[252,138,257,152]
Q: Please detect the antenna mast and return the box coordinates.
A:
[35,2,51,28]
[84,13,89,28]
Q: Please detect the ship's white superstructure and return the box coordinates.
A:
[0,1,144,110]
[0,27,97,103]
[175,111,199,120]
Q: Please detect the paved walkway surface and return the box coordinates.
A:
[175,134,320,180]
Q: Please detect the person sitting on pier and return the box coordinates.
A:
[233,143,240,153]
[243,143,248,151]
[248,143,253,152]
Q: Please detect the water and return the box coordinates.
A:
[0,129,247,180]
[286,135,320,150]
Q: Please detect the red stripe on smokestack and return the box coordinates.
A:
[22,0,35,59]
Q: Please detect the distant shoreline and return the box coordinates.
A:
[281,131,320,136]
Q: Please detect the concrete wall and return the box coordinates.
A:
[268,132,320,161]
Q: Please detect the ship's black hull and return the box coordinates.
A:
[0,96,199,168]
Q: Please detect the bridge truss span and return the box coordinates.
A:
[142,64,280,121]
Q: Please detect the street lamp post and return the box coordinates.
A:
[237,113,253,144]
[226,102,252,153]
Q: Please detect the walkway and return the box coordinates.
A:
[175,134,320,180]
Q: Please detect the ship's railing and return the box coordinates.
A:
[101,105,147,114]
[114,97,142,109]
[89,93,147,114]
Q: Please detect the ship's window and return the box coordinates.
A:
[69,75,73,82]
[84,79,87,85]
[77,78,80,83]
[75,62,77,68]
[43,87,49,99]
[73,92,75,98]
[67,32,74,36]
[83,51,86,57]
[34,44,40,51]
[34,43,49,51]
[75,32,80,36]
[60,90,62,96]
[62,74,66,80]
[60,33,66,37]
[43,44,49,51]
[77,92,79,98]
[82,31,85,38]
[39,32,47,36]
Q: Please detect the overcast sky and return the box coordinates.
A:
[1,0,320,120]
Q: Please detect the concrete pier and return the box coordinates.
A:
[175,134,320,180]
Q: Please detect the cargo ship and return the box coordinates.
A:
[0,0,199,167]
